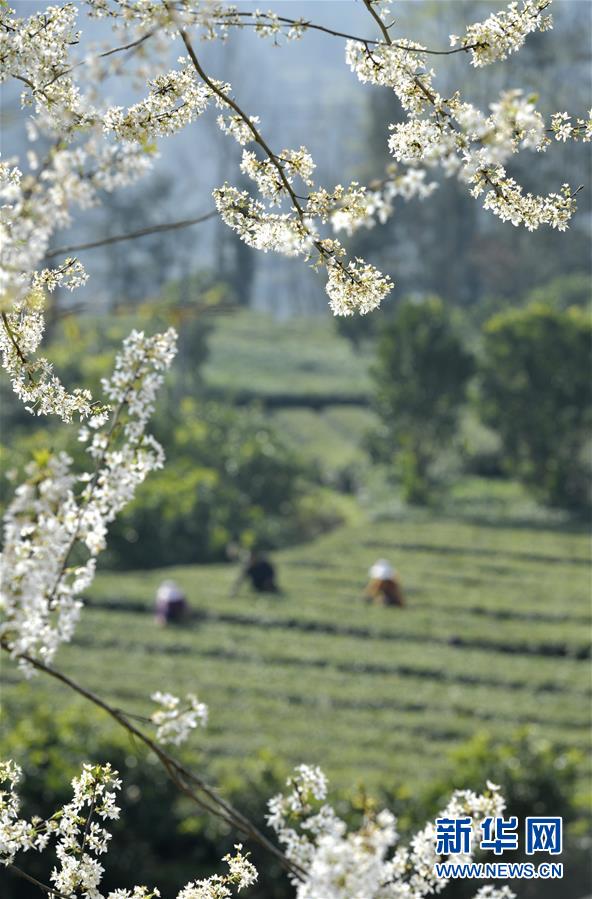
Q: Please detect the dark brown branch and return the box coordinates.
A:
[362,0,393,46]
[172,6,483,56]
[7,864,72,899]
[1,645,305,880]
[44,211,217,259]
[170,9,361,285]
[1,312,29,367]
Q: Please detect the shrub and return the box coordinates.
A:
[370,297,473,503]
[387,730,590,899]
[104,399,335,568]
[479,304,592,509]
[0,695,291,899]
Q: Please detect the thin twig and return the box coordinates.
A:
[44,211,217,260]
[172,6,483,56]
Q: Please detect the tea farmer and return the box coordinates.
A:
[364,559,405,608]
[155,580,188,625]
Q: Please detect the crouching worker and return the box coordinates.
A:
[155,580,188,625]
[232,550,281,596]
[364,559,405,608]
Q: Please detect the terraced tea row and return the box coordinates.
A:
[4,514,589,793]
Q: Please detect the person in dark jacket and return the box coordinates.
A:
[232,550,281,595]
[155,580,188,625]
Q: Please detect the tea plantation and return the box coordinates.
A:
[5,509,589,797]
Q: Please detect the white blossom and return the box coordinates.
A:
[216,113,260,145]
[267,765,512,899]
[0,298,97,421]
[325,258,393,316]
[178,844,257,898]
[0,329,177,671]
[104,60,213,142]
[450,0,553,67]
[150,691,208,746]
[346,38,437,115]
[0,763,256,899]
[550,109,592,143]
[214,185,313,256]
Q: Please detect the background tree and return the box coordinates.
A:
[370,297,473,503]
[479,303,592,510]
[105,398,322,568]
[335,0,592,348]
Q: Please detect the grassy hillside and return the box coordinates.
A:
[203,310,378,482]
[5,509,589,798]
[3,309,590,830]
[203,311,373,401]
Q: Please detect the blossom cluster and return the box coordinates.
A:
[0,2,158,419]
[177,845,257,899]
[217,113,261,146]
[449,0,553,67]
[240,146,316,202]
[104,60,214,142]
[0,761,257,899]
[325,257,393,317]
[0,2,87,126]
[1,148,149,422]
[0,761,121,892]
[0,294,99,422]
[267,765,515,899]
[346,4,586,234]
[215,143,395,313]
[2,0,587,362]
[346,38,437,116]
[214,185,312,257]
[326,168,438,236]
[385,89,579,231]
[0,329,177,671]
[550,110,592,143]
[150,691,209,746]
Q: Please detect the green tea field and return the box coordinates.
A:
[203,311,372,402]
[5,509,590,796]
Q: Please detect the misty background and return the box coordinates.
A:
[2,0,591,317]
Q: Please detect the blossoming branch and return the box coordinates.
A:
[1,0,589,422]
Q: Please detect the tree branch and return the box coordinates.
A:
[169,7,360,285]
[44,211,217,260]
[362,0,393,46]
[172,6,483,56]
[1,645,305,881]
[7,864,72,899]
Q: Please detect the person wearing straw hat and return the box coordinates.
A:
[364,559,405,608]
